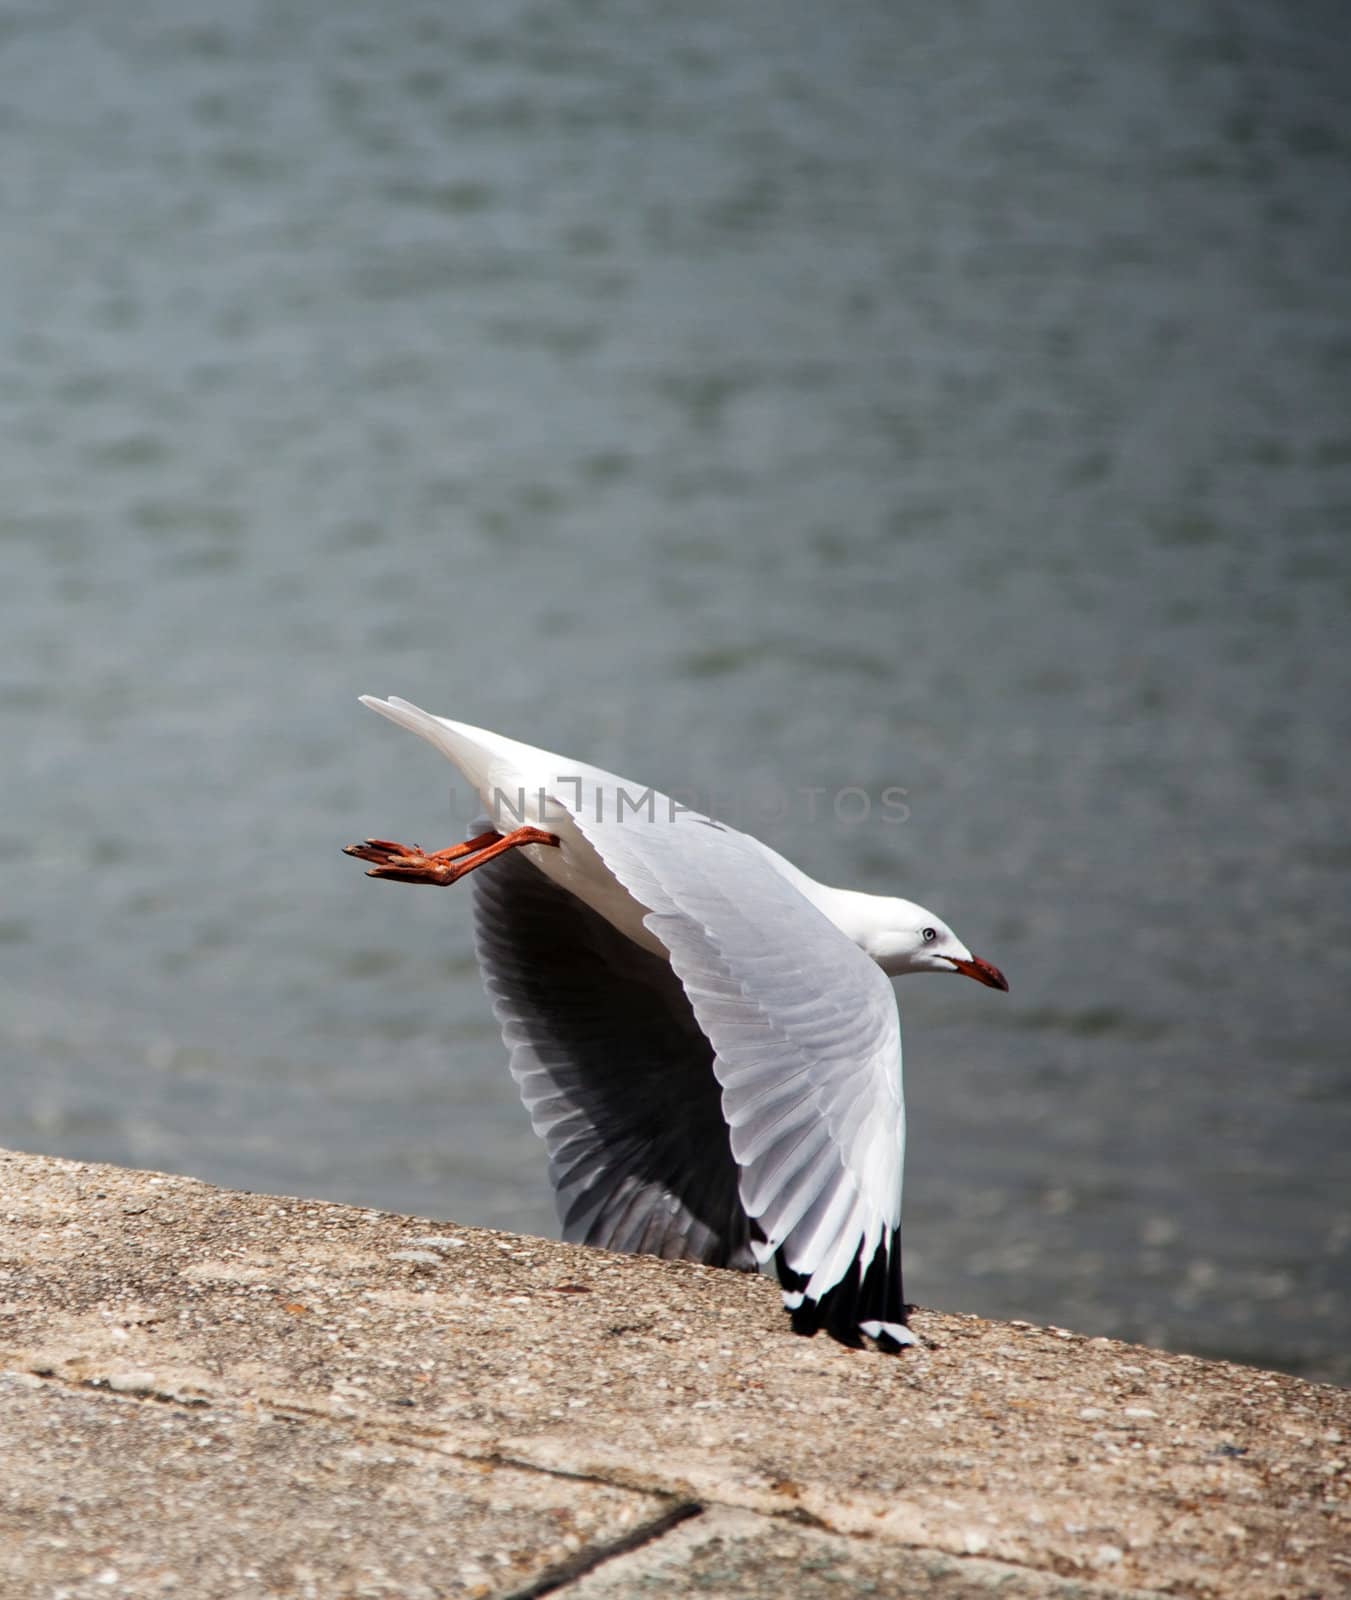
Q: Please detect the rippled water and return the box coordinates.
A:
[3,1,1349,1382]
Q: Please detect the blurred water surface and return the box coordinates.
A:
[3,0,1349,1381]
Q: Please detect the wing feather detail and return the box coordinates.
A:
[564,786,910,1340]
[470,822,753,1270]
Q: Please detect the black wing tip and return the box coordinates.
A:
[787,1301,916,1354]
[776,1232,914,1353]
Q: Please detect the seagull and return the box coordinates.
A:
[345,696,1007,1352]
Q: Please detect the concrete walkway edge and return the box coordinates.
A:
[1,1149,1345,1598]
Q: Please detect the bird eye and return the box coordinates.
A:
[922,927,937,943]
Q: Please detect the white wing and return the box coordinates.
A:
[565,784,912,1349]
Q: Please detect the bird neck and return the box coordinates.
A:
[759,852,885,954]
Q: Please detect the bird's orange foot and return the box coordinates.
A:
[342,836,477,885]
[343,827,559,886]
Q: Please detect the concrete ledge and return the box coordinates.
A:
[0,1149,1345,1598]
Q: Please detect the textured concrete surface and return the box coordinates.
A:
[1,1148,1346,1599]
[558,1508,1152,1599]
[0,1373,667,1599]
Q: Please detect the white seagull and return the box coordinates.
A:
[346,696,1007,1352]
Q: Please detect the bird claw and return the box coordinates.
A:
[342,838,463,884]
[343,827,560,887]
[344,838,422,864]
[343,838,413,865]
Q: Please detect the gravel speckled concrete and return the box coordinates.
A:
[0,1373,667,1599]
[557,1508,1152,1599]
[1,1149,1346,1599]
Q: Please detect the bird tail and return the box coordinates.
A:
[358,696,502,796]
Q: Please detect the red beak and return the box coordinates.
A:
[948,954,1009,992]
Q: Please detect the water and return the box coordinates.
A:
[3,0,1349,1383]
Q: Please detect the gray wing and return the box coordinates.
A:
[565,787,912,1350]
[470,823,754,1270]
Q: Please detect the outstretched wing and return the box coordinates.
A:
[470,824,753,1270]
[565,788,912,1350]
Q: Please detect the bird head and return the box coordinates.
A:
[864,899,1009,990]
